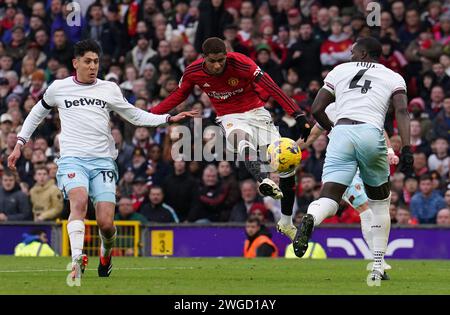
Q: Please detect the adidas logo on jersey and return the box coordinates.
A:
[64,98,107,109]
[203,83,210,87]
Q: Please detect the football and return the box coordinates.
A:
[267,137,302,173]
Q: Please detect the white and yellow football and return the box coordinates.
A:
[267,137,302,173]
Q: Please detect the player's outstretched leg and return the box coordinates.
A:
[236,135,283,199]
[276,174,297,240]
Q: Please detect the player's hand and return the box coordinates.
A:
[168,110,199,123]
[387,148,399,165]
[295,114,312,141]
[296,138,307,150]
[399,145,414,175]
[7,144,22,171]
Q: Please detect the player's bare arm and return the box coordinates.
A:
[392,91,413,173]
[311,88,335,131]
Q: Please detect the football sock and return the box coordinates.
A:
[67,220,85,262]
[239,140,267,182]
[359,209,373,253]
[99,227,116,258]
[368,193,391,271]
[279,175,296,222]
[307,197,339,227]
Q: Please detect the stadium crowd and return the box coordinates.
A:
[0,0,449,226]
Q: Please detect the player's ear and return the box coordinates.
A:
[72,58,78,70]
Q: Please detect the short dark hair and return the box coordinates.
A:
[419,173,432,182]
[356,36,382,59]
[202,37,226,55]
[34,165,48,175]
[74,39,102,58]
[149,185,163,193]
[246,216,261,226]
[2,169,15,178]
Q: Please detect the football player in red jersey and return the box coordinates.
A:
[151,37,311,239]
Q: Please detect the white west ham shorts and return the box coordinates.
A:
[216,107,295,178]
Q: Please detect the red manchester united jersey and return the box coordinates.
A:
[151,52,300,117]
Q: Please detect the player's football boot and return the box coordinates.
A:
[292,214,315,258]
[276,222,298,241]
[258,178,283,199]
[71,254,88,280]
[369,269,390,281]
[98,254,112,277]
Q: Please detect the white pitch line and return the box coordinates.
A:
[0,266,195,273]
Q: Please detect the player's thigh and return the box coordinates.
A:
[88,159,119,206]
[353,126,390,187]
[343,173,369,209]
[56,157,90,201]
[220,117,255,153]
[249,107,280,148]
[322,126,358,187]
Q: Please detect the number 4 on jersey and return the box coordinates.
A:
[349,69,372,94]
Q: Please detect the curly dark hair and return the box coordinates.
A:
[74,39,102,58]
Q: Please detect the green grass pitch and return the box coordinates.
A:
[0,256,449,295]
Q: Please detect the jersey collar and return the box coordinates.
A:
[72,75,97,86]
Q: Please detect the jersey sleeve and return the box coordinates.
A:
[41,82,58,109]
[322,68,339,95]
[150,66,196,114]
[109,83,170,126]
[391,73,407,95]
[235,53,301,116]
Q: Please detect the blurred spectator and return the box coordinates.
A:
[14,229,56,257]
[255,43,283,86]
[413,151,429,178]
[401,175,419,206]
[188,164,229,223]
[410,119,431,156]
[428,137,449,177]
[117,167,135,199]
[398,7,423,50]
[125,34,156,75]
[49,29,73,70]
[145,144,170,186]
[320,17,352,66]
[0,112,12,148]
[0,169,31,221]
[194,0,233,52]
[223,23,249,55]
[218,160,240,219]
[303,134,327,182]
[243,216,278,258]
[285,21,322,88]
[229,179,266,222]
[162,158,199,222]
[436,208,450,226]
[411,173,446,223]
[432,95,450,143]
[126,147,147,179]
[405,32,442,75]
[112,128,134,177]
[115,196,148,224]
[140,186,179,223]
[294,173,316,214]
[395,206,418,226]
[445,189,450,209]
[130,176,149,212]
[29,166,63,222]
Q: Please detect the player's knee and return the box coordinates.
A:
[320,182,348,204]
[98,220,115,234]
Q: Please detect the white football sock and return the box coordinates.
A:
[279,214,293,226]
[307,197,339,227]
[67,220,85,261]
[100,227,117,257]
[368,194,391,271]
[359,209,373,252]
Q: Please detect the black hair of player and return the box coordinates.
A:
[74,39,102,58]
[355,36,382,60]
[202,37,226,55]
